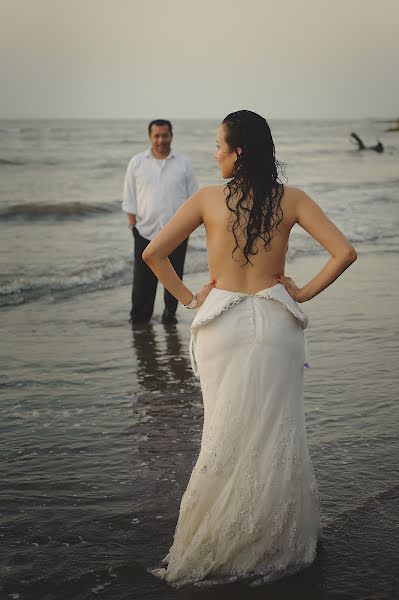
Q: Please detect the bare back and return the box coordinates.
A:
[202,185,297,294]
[143,171,356,307]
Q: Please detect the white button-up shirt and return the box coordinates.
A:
[122,148,198,240]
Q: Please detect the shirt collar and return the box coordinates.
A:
[145,148,175,160]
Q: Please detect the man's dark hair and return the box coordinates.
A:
[148,119,173,135]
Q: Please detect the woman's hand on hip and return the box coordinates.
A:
[275,274,305,302]
[196,279,216,308]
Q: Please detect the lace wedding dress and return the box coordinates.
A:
[149,283,321,587]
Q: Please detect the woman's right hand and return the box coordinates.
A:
[195,279,216,308]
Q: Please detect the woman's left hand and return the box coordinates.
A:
[195,279,216,308]
[275,274,304,302]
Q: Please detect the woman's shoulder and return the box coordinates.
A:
[197,184,309,199]
[281,185,314,209]
[194,184,226,202]
[201,184,226,194]
[281,185,308,199]
[195,184,314,206]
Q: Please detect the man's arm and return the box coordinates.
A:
[122,160,137,225]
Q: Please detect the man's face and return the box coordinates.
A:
[149,124,173,156]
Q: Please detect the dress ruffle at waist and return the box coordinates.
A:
[189,283,310,378]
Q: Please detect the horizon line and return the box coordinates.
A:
[0,115,397,121]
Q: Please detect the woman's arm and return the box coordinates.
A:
[277,189,357,302]
[142,188,215,306]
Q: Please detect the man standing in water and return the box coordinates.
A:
[122,119,198,324]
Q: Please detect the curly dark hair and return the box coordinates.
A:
[222,110,286,266]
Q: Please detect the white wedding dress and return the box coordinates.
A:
[149,283,320,587]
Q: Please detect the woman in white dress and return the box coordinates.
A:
[142,110,357,587]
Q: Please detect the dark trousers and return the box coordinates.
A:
[131,226,188,321]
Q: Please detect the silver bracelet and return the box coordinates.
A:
[183,292,198,309]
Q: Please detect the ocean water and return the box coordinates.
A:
[1,119,399,599]
[0,118,398,307]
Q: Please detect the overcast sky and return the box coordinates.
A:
[1,0,398,119]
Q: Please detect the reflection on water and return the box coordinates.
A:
[131,323,193,391]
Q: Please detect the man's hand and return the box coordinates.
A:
[128,213,137,226]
